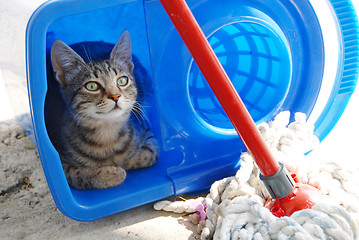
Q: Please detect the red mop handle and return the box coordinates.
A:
[160,0,280,176]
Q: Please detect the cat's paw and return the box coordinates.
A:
[143,138,159,165]
[95,166,126,189]
[130,138,159,170]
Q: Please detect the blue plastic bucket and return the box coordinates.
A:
[26,0,359,221]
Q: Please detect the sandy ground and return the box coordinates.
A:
[0,123,199,240]
[0,0,359,240]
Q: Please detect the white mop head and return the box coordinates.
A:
[154,112,359,239]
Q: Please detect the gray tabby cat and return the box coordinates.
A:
[50,31,158,189]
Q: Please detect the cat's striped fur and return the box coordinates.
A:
[50,31,158,189]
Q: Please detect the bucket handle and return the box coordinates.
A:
[314,0,359,140]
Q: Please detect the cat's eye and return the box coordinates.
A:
[85,81,100,91]
[117,76,129,87]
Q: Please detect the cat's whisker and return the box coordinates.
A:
[72,108,94,125]
[67,106,85,125]
[132,102,152,128]
[73,113,86,125]
[133,102,145,115]
[131,109,144,124]
[135,101,150,109]
[82,44,93,63]
[132,106,144,122]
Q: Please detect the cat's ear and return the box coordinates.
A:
[51,40,87,87]
[110,30,134,72]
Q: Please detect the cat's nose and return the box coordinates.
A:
[109,94,120,102]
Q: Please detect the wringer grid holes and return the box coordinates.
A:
[188,21,291,131]
[26,0,358,221]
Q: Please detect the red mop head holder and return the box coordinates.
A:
[260,162,323,217]
[266,183,322,217]
[264,176,322,217]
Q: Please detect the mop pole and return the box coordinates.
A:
[159,0,324,217]
[159,0,279,177]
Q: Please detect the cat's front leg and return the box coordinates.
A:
[123,136,159,170]
[63,164,126,189]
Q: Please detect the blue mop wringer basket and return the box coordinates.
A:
[26,0,359,221]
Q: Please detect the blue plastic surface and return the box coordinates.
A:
[26,0,359,221]
[314,0,359,140]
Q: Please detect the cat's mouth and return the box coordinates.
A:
[112,105,122,111]
[95,105,122,115]
[108,104,125,115]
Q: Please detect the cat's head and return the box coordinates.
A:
[51,30,136,122]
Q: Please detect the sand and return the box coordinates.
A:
[0,122,199,239]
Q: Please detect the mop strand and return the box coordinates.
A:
[154,112,359,239]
